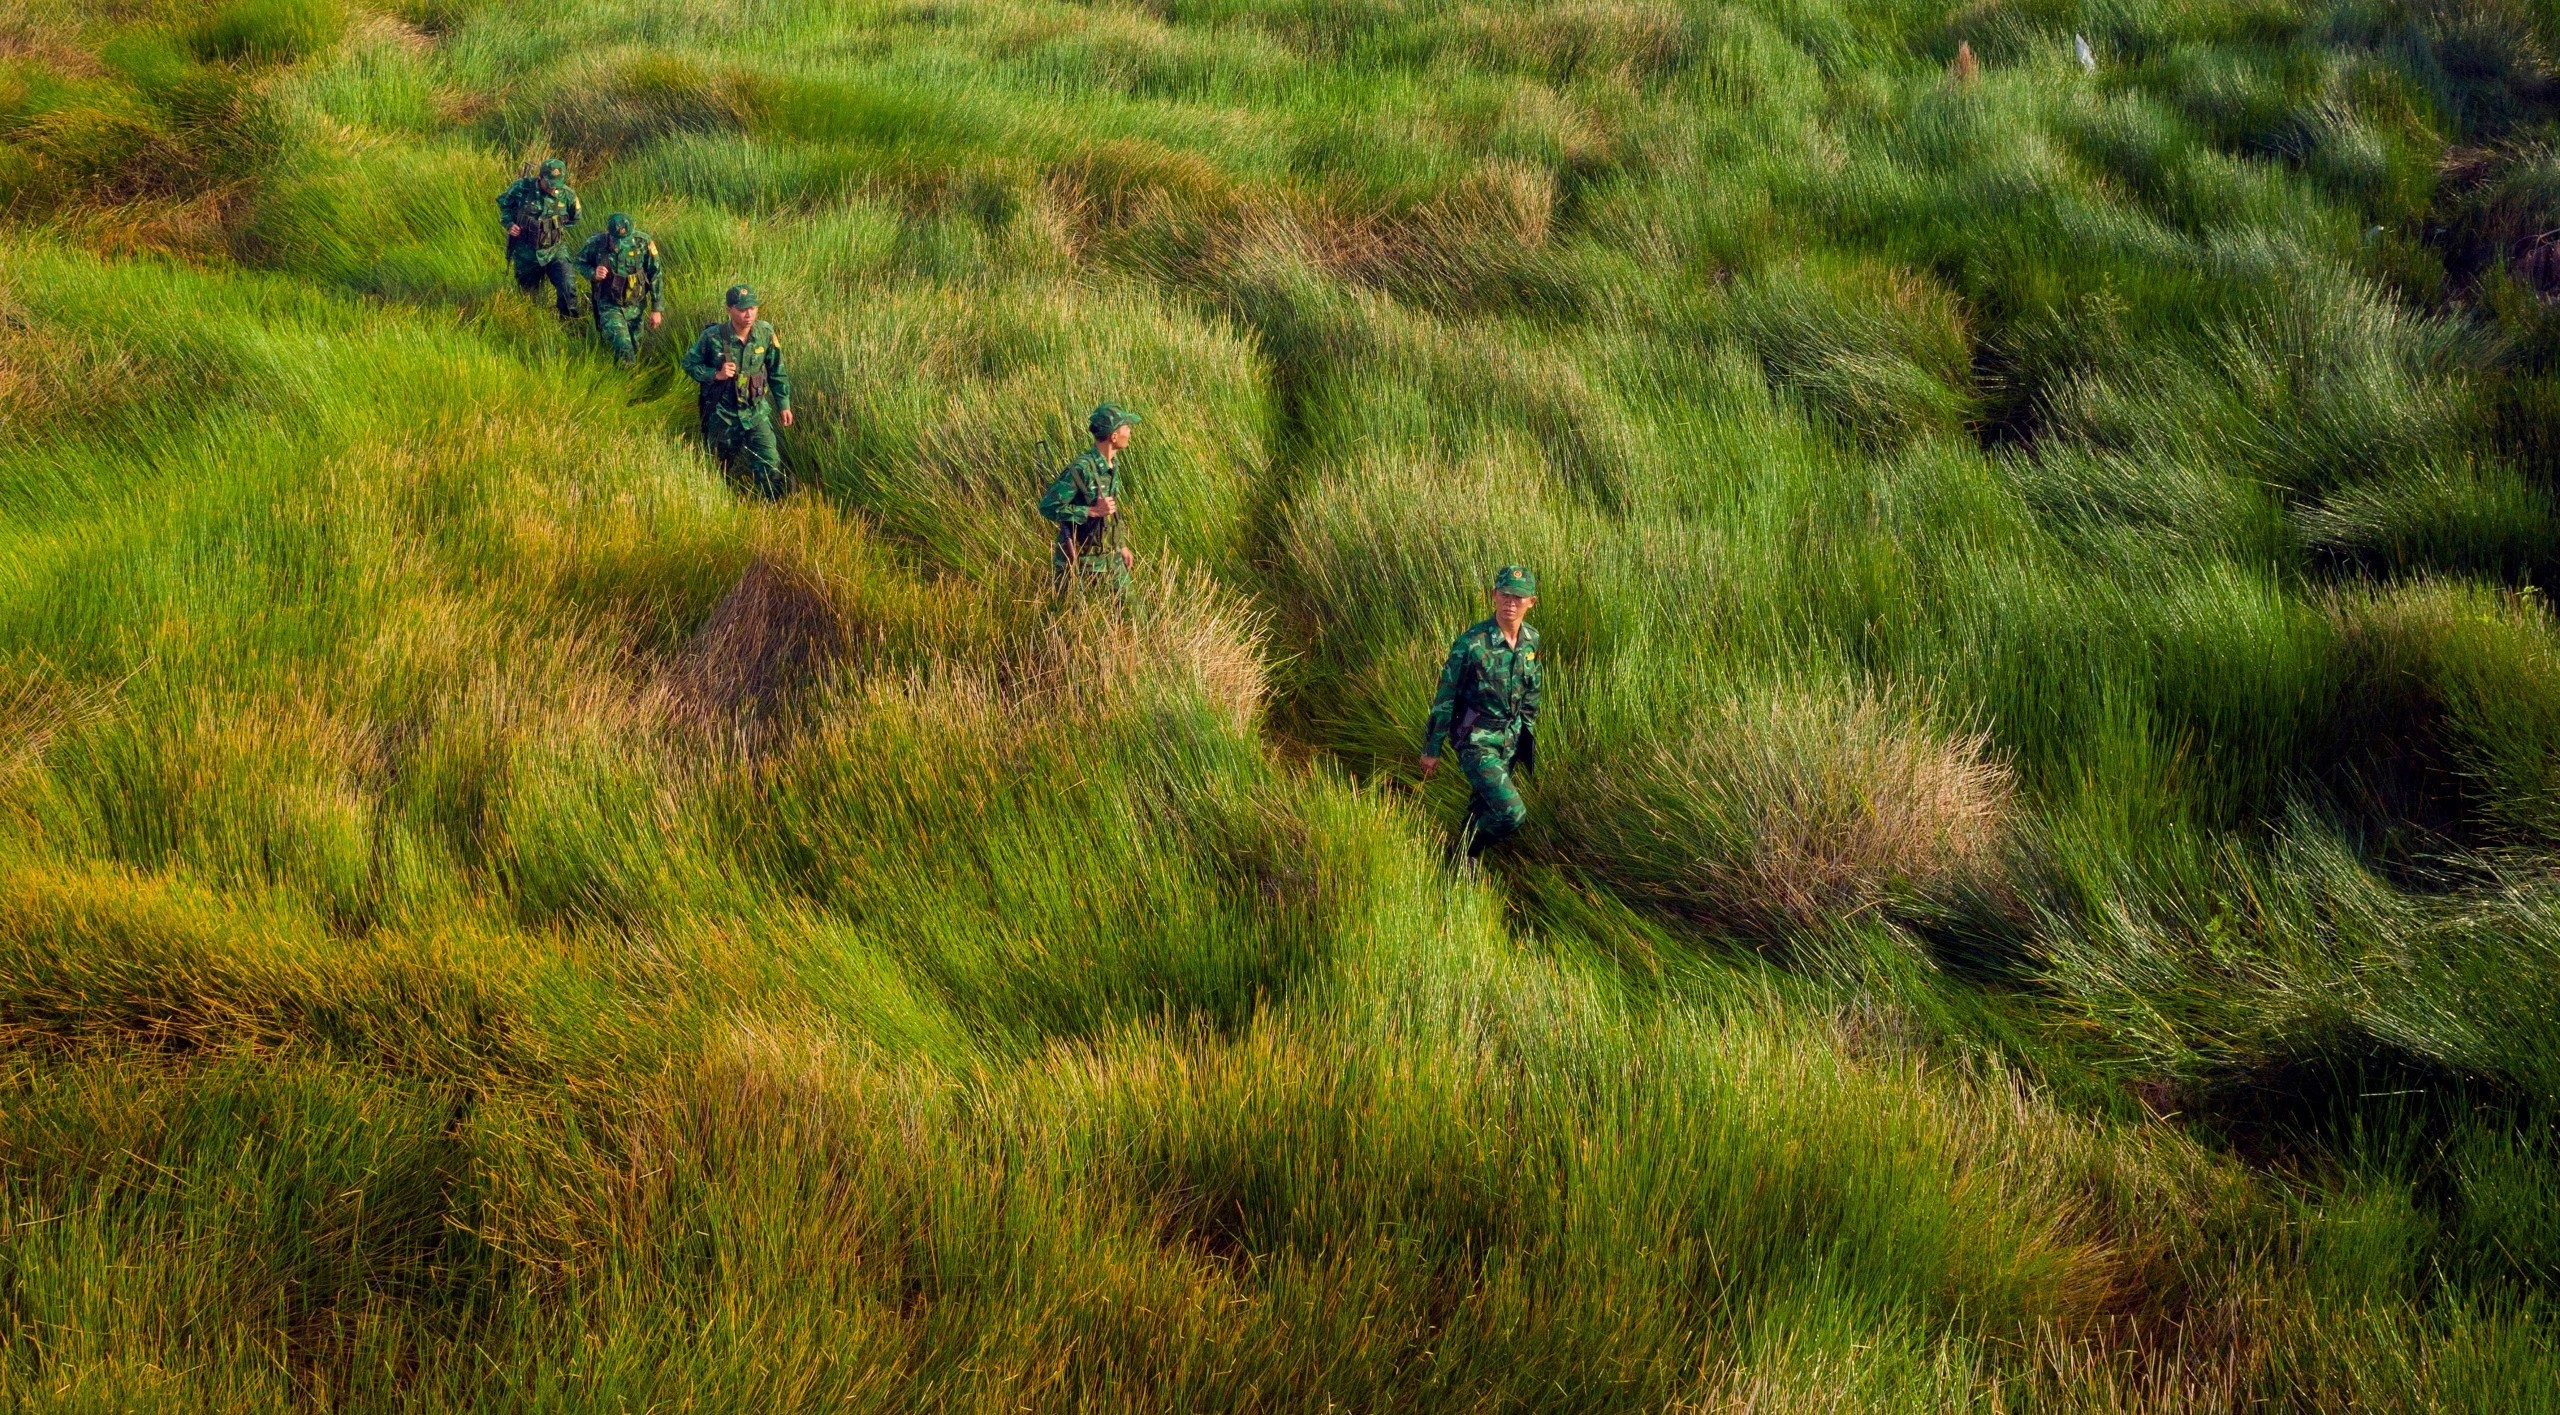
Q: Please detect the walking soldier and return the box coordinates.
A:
[497,158,582,318]
[1040,403,1140,600]
[576,213,663,366]
[1421,565,1543,856]
[681,284,795,498]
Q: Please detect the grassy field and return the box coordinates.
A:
[7,0,2560,1407]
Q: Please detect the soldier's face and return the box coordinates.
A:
[1493,591,1534,631]
[730,305,758,331]
[1106,424,1133,453]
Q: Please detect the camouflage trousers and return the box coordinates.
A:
[1052,536,1130,604]
[705,404,787,499]
[1458,740,1527,847]
[512,253,577,317]
[592,302,650,365]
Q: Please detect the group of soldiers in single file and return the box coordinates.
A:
[497,159,1542,855]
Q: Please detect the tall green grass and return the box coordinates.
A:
[8,0,2560,1406]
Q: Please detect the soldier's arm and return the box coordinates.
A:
[679,331,720,384]
[576,233,605,267]
[1422,634,1470,758]
[1037,462,1090,525]
[565,191,582,226]
[765,334,791,411]
[644,246,664,311]
[1520,634,1542,724]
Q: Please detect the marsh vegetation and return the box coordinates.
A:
[6,0,2560,1406]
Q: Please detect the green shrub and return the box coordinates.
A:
[1716,254,1979,449]
[190,0,349,66]
[2335,580,2560,843]
[2045,253,2477,496]
[2299,458,2558,580]
[388,0,490,37]
[502,54,746,160]
[233,139,500,296]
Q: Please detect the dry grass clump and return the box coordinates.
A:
[1027,567,1271,734]
[1551,681,2017,935]
[1450,1,1699,87]
[0,859,558,1072]
[666,555,850,732]
[459,1012,944,1285]
[0,663,111,785]
[1046,137,1245,249]
[0,294,199,425]
[811,561,1271,742]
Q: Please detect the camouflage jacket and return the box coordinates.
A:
[681,318,790,414]
[576,229,663,311]
[1039,447,1121,554]
[1424,618,1542,756]
[497,178,581,260]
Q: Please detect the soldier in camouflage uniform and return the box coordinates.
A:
[680,284,795,498]
[496,158,582,318]
[1421,565,1544,856]
[575,213,663,366]
[1039,403,1140,601]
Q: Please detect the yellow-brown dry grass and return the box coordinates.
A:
[1554,683,2017,934]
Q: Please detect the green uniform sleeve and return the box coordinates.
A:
[563,191,582,229]
[496,182,521,226]
[1519,632,1542,726]
[764,329,790,411]
[644,245,664,312]
[1038,457,1092,526]
[1423,631,1471,757]
[576,232,609,267]
[680,328,721,384]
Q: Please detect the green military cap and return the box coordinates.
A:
[607,212,632,236]
[1494,564,1538,596]
[539,157,565,178]
[725,283,758,309]
[1088,402,1141,439]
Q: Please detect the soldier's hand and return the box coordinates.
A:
[780,408,795,428]
[507,224,521,237]
[647,311,662,328]
[593,265,610,279]
[718,360,738,380]
[1092,495,1117,517]
[1419,755,1439,779]
[1118,546,1134,569]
